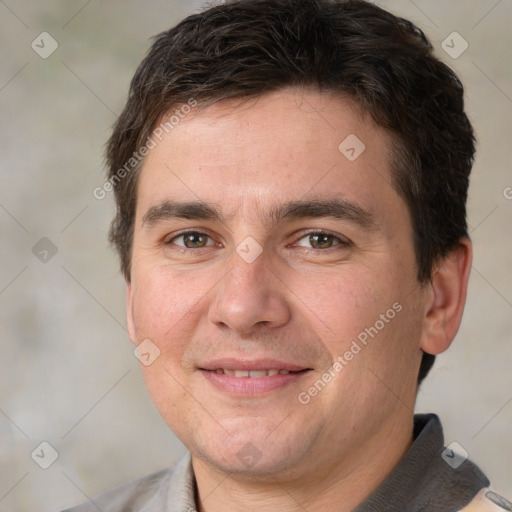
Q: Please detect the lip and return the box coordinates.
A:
[199,358,308,372]
[199,358,312,396]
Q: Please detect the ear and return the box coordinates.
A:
[419,238,473,355]
[126,282,137,345]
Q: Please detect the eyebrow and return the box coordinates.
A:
[141,198,377,230]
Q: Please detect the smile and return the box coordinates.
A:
[200,365,311,396]
[210,369,298,377]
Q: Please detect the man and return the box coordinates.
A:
[64,0,510,510]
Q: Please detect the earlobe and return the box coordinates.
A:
[126,282,137,345]
[419,238,473,355]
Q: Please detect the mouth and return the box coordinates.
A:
[199,359,312,395]
[207,368,305,377]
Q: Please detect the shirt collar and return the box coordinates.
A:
[166,414,489,512]
[354,413,489,512]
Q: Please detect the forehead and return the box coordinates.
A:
[135,88,404,227]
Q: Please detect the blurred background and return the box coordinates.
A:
[0,1,511,510]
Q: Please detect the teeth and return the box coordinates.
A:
[249,370,267,378]
[213,368,293,377]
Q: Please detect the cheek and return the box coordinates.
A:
[130,266,206,428]
[130,265,206,348]
[293,266,388,347]
[293,261,418,393]
[140,359,195,441]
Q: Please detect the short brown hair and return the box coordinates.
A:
[106,0,476,383]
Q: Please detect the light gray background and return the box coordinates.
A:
[0,1,511,511]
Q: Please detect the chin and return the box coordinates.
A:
[189,427,314,481]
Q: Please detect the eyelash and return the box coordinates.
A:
[165,229,351,251]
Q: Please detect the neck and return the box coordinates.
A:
[192,412,415,512]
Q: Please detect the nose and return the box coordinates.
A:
[208,246,291,336]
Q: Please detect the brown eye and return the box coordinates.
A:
[169,232,213,248]
[295,232,345,250]
[309,233,335,249]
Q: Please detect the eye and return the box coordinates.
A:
[167,231,215,249]
[294,231,349,250]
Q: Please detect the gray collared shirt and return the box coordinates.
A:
[61,414,490,512]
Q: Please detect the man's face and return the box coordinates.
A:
[127,89,428,479]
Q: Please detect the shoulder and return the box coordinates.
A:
[460,488,512,512]
[59,467,176,512]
